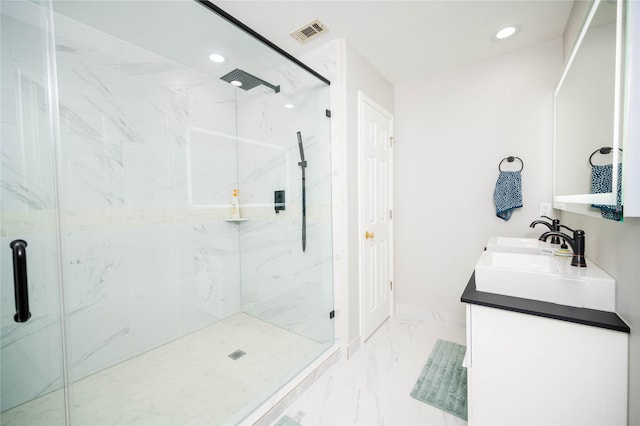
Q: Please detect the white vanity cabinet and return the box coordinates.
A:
[464,303,628,425]
[461,270,630,426]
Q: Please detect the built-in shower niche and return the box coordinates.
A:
[186,129,288,213]
[186,129,239,208]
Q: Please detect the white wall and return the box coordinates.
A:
[394,39,561,325]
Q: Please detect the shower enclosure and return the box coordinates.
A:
[1,1,334,424]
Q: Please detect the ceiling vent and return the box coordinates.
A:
[290,19,328,44]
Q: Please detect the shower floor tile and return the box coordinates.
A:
[2,313,325,426]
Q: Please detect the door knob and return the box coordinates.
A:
[365,231,374,240]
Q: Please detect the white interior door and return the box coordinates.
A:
[359,92,393,341]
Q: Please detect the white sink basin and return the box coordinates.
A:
[474,251,615,311]
[485,236,553,254]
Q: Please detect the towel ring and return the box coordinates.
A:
[498,156,524,172]
[588,147,623,167]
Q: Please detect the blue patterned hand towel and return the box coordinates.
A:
[591,163,623,221]
[494,171,522,221]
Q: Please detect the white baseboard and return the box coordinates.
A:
[394,303,466,328]
[346,336,361,359]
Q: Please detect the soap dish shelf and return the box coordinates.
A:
[224,217,248,223]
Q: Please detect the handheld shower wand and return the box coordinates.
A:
[297,131,307,252]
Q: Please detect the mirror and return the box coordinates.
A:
[553,0,624,220]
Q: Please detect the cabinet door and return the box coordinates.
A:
[469,305,627,425]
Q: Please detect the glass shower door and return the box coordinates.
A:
[235,51,335,419]
[2,1,335,423]
[1,1,68,425]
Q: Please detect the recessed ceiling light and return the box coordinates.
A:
[230,80,242,87]
[496,26,516,39]
[209,53,225,63]
[284,104,295,109]
[493,25,521,41]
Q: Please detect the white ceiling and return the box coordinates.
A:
[213,0,574,86]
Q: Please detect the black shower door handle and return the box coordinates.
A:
[10,239,31,323]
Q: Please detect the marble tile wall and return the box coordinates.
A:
[52,10,246,382]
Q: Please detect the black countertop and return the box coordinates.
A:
[461,272,630,333]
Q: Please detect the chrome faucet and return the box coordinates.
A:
[539,225,587,267]
[530,216,562,245]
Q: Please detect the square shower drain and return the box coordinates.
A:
[228,349,246,360]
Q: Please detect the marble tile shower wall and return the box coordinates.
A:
[54,17,248,378]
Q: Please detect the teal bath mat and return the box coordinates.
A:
[274,415,300,426]
[410,339,468,420]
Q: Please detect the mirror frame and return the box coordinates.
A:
[553,0,624,214]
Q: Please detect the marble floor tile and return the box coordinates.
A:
[274,313,467,426]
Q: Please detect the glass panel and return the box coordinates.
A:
[47,1,333,424]
[1,1,67,425]
[236,53,334,422]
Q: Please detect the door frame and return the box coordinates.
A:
[357,91,395,341]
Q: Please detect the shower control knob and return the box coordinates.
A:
[365,231,374,240]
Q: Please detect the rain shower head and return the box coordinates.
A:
[220,68,280,93]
